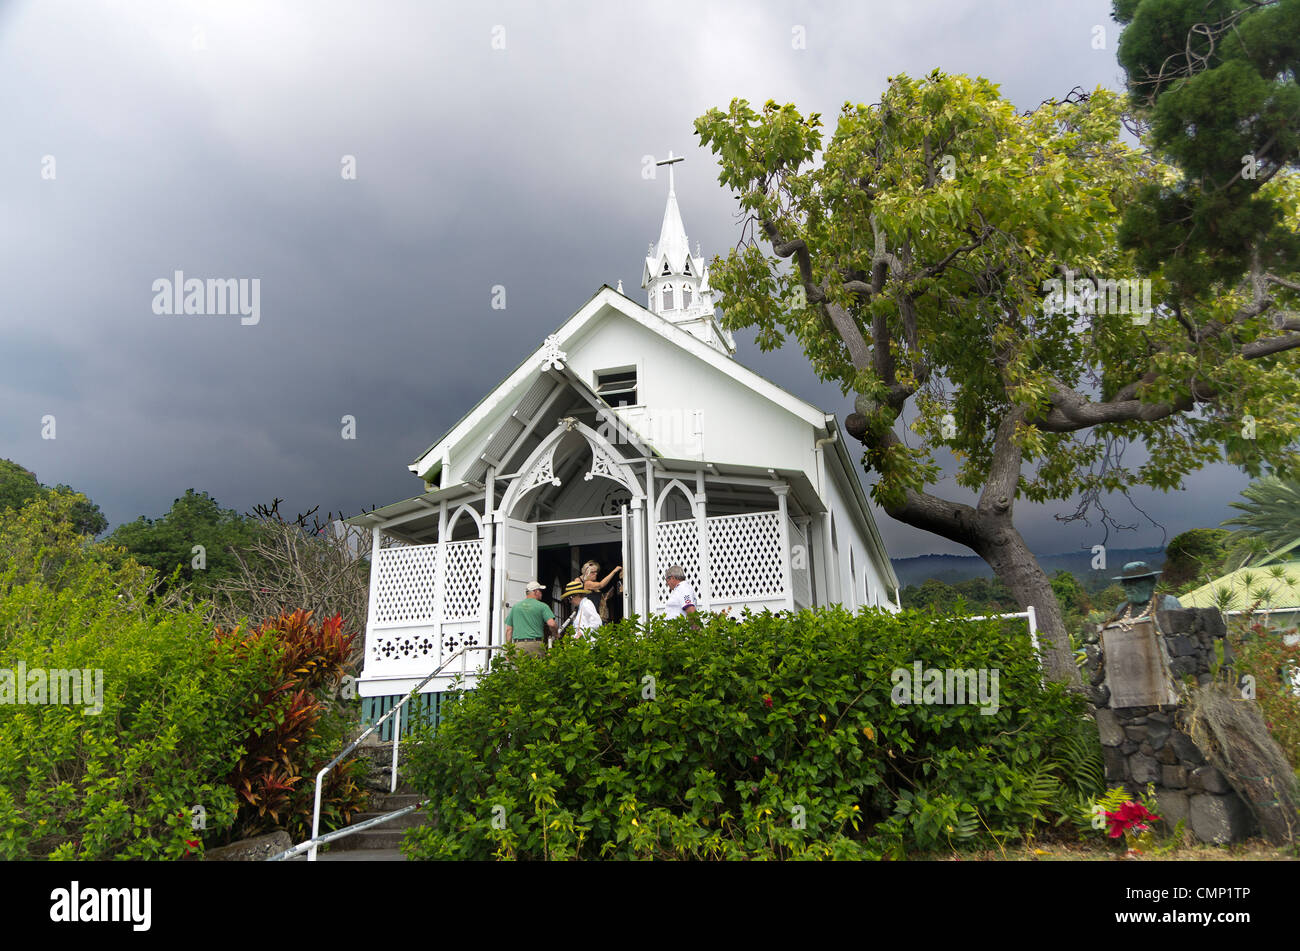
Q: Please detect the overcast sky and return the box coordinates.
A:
[0,0,1257,559]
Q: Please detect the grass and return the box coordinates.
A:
[920,837,1297,861]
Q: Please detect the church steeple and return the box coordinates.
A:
[641,151,734,356]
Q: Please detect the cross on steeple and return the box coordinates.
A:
[656,150,685,194]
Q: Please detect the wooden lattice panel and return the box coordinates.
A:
[655,517,700,608]
[442,539,483,621]
[708,511,785,603]
[372,543,440,626]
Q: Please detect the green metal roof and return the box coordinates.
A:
[1179,562,1300,611]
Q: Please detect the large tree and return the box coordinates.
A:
[1113,0,1300,297]
[695,73,1300,685]
[0,458,107,536]
[107,488,259,593]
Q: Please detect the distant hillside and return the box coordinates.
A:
[891,547,1167,591]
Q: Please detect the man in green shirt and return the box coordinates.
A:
[503,581,557,659]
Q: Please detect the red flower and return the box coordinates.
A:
[763,695,773,708]
[1105,801,1161,839]
[751,755,759,763]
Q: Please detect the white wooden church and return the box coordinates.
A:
[347,160,899,720]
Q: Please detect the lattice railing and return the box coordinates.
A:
[708,511,785,603]
[790,519,812,609]
[442,539,483,621]
[370,628,439,668]
[371,543,440,626]
[655,517,700,608]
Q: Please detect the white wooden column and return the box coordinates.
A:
[695,469,711,610]
[482,468,497,645]
[772,484,794,611]
[645,461,656,618]
[364,522,383,654]
[433,501,448,651]
[630,496,646,618]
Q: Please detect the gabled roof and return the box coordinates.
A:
[408,285,828,480]
[401,285,897,589]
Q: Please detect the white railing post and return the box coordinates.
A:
[308,763,326,861]
[390,703,402,794]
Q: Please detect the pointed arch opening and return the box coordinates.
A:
[655,479,696,522]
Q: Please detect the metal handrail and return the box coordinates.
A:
[266,801,428,862]
[305,643,504,861]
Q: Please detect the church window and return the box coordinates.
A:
[682,284,692,307]
[683,258,692,275]
[596,366,638,407]
[662,260,671,275]
[663,284,675,310]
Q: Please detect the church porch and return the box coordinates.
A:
[349,464,820,723]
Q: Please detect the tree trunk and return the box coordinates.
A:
[971,520,1080,688]
[849,400,1082,688]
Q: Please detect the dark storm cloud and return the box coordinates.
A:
[0,0,1252,559]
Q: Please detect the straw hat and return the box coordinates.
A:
[563,579,587,599]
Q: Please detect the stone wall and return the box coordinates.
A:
[1082,607,1256,844]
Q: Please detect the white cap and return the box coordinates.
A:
[525,580,544,592]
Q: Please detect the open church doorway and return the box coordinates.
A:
[537,538,625,634]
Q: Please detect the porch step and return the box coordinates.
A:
[328,827,411,852]
[369,792,423,811]
[323,790,428,854]
[316,848,407,862]
[346,809,425,831]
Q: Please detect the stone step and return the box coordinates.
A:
[317,848,408,862]
[369,792,423,811]
[329,827,409,851]
[351,810,425,830]
[288,846,408,861]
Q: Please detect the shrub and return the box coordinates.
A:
[403,606,1098,860]
[0,497,366,858]
[215,610,367,842]
[0,506,277,859]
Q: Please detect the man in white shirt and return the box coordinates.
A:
[564,579,602,638]
[662,565,698,619]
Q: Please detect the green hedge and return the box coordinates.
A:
[404,606,1102,859]
[0,496,280,859]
